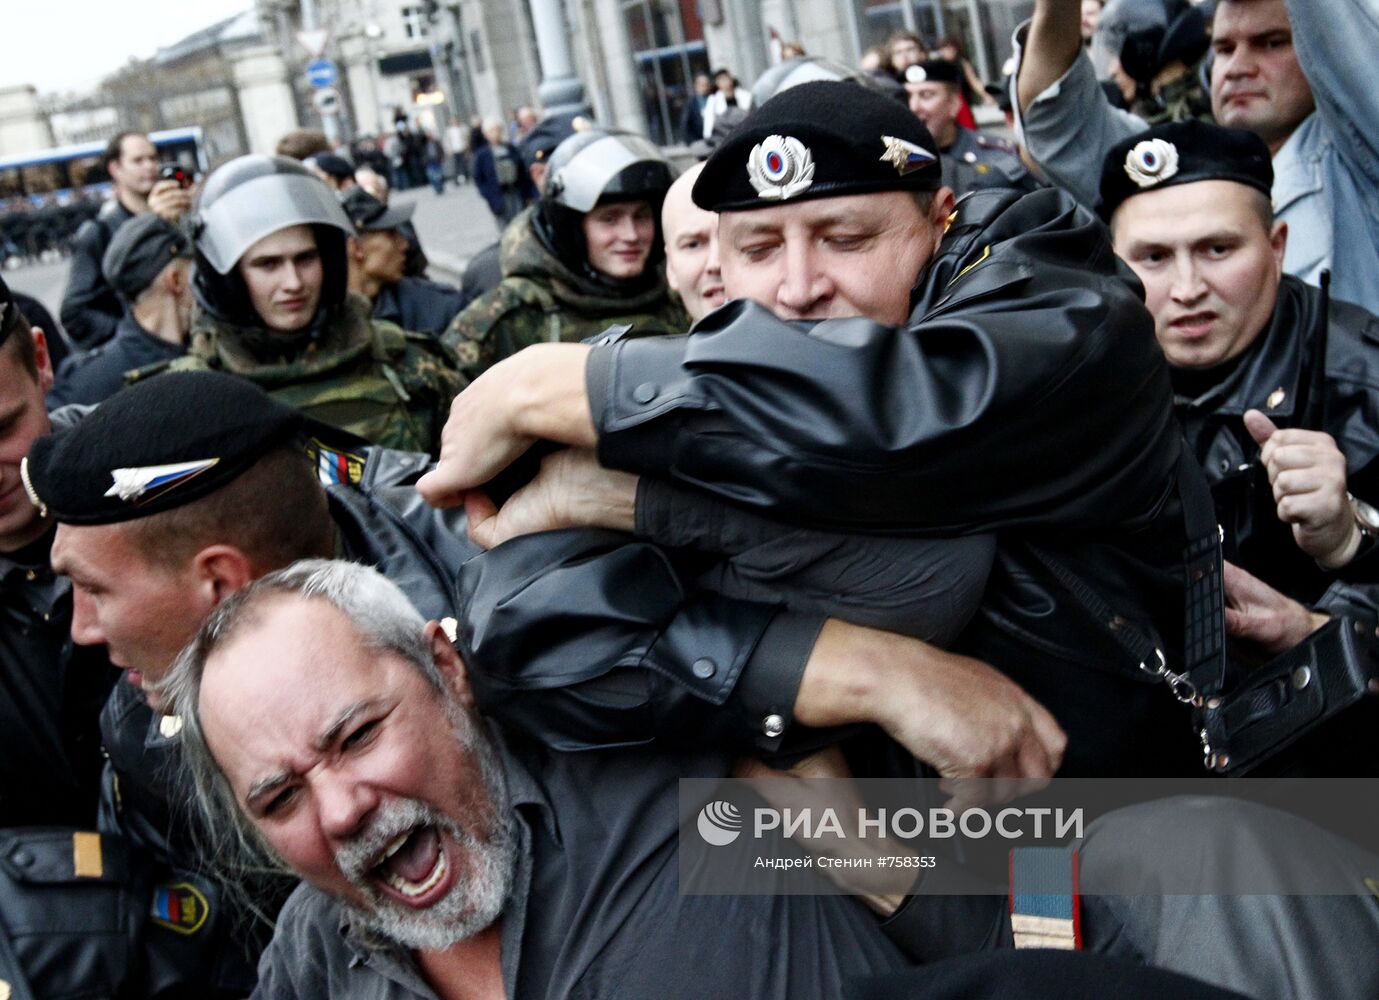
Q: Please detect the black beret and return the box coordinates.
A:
[101,214,193,302]
[24,371,304,524]
[519,112,579,169]
[1098,119,1273,220]
[340,187,414,232]
[904,60,963,87]
[693,80,941,212]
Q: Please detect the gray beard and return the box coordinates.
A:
[334,711,517,952]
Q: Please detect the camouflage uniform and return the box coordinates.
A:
[444,206,691,380]
[175,292,464,454]
[1132,73,1212,126]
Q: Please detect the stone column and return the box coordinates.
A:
[527,0,590,114]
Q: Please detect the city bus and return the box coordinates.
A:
[0,126,207,206]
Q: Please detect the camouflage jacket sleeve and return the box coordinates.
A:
[442,280,553,382]
[379,321,468,454]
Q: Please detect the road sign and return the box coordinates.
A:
[296,28,330,58]
[312,88,341,114]
[307,59,338,89]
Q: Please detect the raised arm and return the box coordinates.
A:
[1013,2,1147,207]
[1016,0,1086,111]
[1285,0,1379,177]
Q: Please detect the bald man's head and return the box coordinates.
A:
[661,162,724,322]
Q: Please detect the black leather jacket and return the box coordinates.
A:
[1178,275,1379,610]
[584,188,1201,774]
[60,200,133,349]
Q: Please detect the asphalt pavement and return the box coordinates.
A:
[2,179,501,328]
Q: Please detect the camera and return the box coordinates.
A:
[159,163,191,188]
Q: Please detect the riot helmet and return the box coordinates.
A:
[535,130,675,290]
[191,154,354,327]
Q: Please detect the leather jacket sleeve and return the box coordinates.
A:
[345,459,826,754]
[455,527,825,754]
[634,476,995,645]
[587,189,1182,537]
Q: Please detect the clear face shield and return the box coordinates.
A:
[196,170,355,274]
[547,135,670,212]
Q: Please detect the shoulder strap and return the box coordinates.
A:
[1026,448,1225,707]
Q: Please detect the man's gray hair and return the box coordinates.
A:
[158,558,448,895]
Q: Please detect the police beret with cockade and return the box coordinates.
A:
[1097,119,1273,221]
[23,371,304,525]
[691,80,942,213]
[904,59,963,87]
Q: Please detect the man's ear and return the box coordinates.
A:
[930,186,957,232]
[424,619,475,709]
[30,328,53,393]
[1270,219,1288,272]
[346,235,364,262]
[192,545,256,607]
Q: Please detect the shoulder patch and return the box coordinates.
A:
[150,881,210,935]
[306,438,368,486]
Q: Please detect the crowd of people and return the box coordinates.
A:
[2,0,1379,996]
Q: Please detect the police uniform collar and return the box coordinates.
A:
[1174,276,1312,419]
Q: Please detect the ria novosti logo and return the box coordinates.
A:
[697,801,743,846]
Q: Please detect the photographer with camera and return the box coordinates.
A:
[60,133,193,348]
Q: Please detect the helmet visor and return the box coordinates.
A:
[552,135,669,212]
[197,172,355,274]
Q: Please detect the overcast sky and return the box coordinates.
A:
[6,1,263,95]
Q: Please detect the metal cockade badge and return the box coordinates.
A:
[747,135,816,200]
[1123,138,1180,189]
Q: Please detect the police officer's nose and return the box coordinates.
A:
[775,243,830,318]
[69,587,105,647]
[1169,257,1208,306]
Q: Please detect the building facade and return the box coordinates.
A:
[289,0,1035,148]
[10,0,1035,162]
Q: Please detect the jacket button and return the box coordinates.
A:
[10,850,32,867]
[762,713,786,738]
[1218,459,1232,474]
[633,382,659,404]
[692,657,716,679]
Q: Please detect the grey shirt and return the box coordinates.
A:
[251,734,910,998]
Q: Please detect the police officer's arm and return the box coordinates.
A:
[428,280,1172,538]
[466,446,996,645]
[1223,561,1329,656]
[59,221,121,348]
[460,528,1065,779]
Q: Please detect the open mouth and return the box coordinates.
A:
[370,825,452,904]
[1170,311,1216,336]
